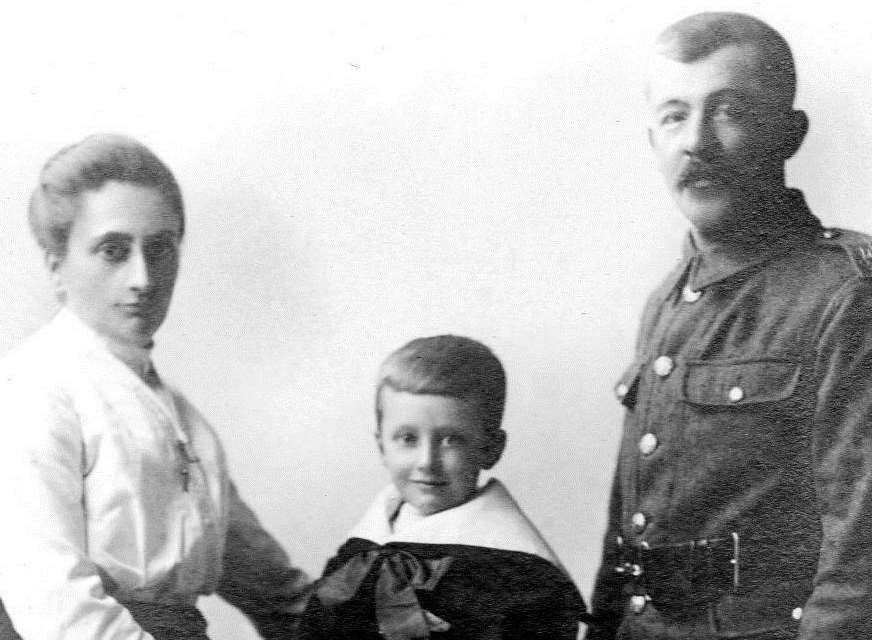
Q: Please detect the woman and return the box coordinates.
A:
[0,134,309,639]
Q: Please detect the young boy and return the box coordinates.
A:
[298,335,587,639]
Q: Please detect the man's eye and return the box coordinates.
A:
[395,432,417,445]
[714,103,750,121]
[98,243,130,263]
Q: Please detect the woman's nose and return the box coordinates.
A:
[125,248,151,291]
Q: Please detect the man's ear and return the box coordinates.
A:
[781,109,808,160]
[481,429,507,471]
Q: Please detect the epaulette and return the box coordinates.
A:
[817,227,872,278]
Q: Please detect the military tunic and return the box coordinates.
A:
[588,190,872,640]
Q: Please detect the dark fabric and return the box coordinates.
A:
[216,482,311,640]
[0,600,21,640]
[299,537,586,640]
[125,602,209,640]
[588,192,872,640]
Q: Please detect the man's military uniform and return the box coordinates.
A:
[588,190,872,640]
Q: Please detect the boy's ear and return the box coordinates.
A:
[374,431,385,456]
[480,429,507,470]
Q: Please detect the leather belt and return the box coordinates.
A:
[614,533,739,612]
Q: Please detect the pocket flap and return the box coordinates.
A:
[682,359,800,407]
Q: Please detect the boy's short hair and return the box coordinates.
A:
[375,335,506,434]
[29,132,185,258]
[654,12,797,108]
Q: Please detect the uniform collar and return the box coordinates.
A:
[682,189,822,291]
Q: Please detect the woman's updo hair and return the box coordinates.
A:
[28,133,185,257]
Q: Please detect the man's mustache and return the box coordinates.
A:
[677,159,742,188]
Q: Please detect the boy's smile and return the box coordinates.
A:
[377,388,504,516]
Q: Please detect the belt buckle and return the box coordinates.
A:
[630,594,649,614]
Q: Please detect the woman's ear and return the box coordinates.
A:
[481,429,507,470]
[44,251,66,299]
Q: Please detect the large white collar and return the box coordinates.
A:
[348,478,565,569]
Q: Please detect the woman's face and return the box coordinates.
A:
[49,180,183,347]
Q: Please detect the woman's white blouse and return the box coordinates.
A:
[0,310,303,638]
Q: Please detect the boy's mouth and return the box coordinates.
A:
[412,479,448,487]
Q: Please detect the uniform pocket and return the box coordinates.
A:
[681,359,800,407]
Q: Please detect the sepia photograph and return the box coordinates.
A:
[0,1,870,638]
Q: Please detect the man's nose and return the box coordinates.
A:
[682,111,717,157]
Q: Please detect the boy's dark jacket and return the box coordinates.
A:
[298,479,587,639]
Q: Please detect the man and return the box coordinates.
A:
[588,12,872,640]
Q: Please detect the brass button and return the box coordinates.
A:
[791,607,802,620]
[682,286,702,302]
[639,433,658,455]
[653,355,674,377]
[632,512,647,530]
[728,386,744,403]
[616,382,629,399]
[821,229,839,240]
[630,594,648,614]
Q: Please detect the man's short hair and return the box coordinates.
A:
[655,12,797,107]
[375,335,506,434]
[29,133,185,257]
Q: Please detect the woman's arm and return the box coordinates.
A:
[216,482,312,639]
[0,379,154,639]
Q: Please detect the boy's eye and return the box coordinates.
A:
[441,434,467,447]
[98,242,130,263]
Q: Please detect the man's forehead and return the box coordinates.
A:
[646,43,774,107]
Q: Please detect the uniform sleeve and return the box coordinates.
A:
[216,481,312,639]
[802,278,872,639]
[0,378,154,639]
[585,465,624,640]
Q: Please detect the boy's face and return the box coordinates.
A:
[377,388,505,516]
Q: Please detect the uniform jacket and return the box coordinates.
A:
[299,479,586,639]
[588,191,872,640]
[0,309,309,639]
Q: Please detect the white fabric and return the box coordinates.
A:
[0,310,247,638]
[348,478,566,570]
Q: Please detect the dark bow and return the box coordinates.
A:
[315,545,453,639]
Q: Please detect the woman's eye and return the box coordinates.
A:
[98,243,130,263]
[660,111,686,126]
[144,239,177,260]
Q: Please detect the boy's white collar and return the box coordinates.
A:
[348,478,564,569]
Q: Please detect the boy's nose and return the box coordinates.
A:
[414,441,439,471]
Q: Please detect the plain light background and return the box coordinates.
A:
[0,1,869,637]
